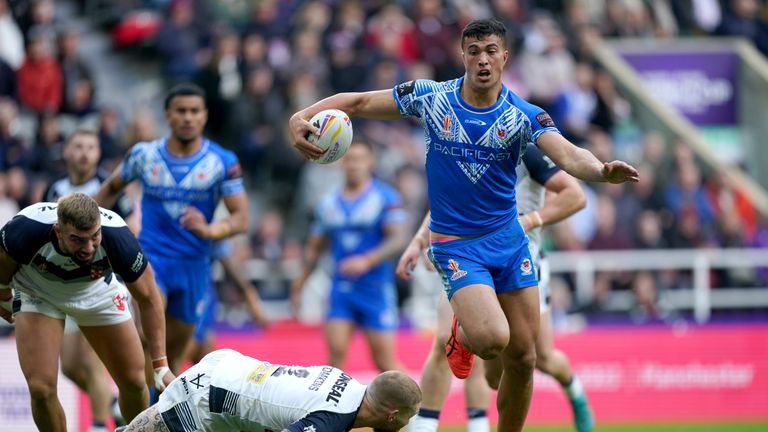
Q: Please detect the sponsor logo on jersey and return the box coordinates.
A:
[396,80,415,97]
[464,118,487,126]
[520,258,533,276]
[303,426,317,432]
[247,362,277,385]
[326,372,352,403]
[448,259,467,281]
[112,292,126,311]
[309,366,334,391]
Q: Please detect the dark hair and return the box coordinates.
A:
[461,18,507,48]
[350,137,375,154]
[164,83,207,110]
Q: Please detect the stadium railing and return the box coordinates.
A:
[548,248,768,323]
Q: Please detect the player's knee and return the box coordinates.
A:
[484,366,502,390]
[472,326,509,360]
[26,377,58,401]
[501,344,537,376]
[113,369,148,394]
[535,348,553,373]
[60,360,87,383]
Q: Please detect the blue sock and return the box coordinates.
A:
[418,408,441,419]
[92,421,106,427]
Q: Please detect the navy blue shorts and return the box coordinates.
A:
[428,220,538,300]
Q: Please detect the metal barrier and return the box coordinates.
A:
[547,248,768,323]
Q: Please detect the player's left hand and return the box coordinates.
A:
[180,206,210,238]
[338,255,372,277]
[289,112,325,160]
[602,160,640,184]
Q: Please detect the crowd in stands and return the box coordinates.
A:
[1,0,768,328]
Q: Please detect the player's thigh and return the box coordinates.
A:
[497,284,540,355]
[15,312,65,387]
[325,319,355,353]
[60,327,98,377]
[450,283,509,348]
[80,320,146,389]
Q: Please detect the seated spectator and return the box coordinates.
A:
[17,26,61,114]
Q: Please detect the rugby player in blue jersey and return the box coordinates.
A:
[289,19,637,432]
[96,83,249,373]
[292,139,409,372]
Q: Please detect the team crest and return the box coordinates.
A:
[520,258,533,276]
[112,293,126,311]
[90,267,105,280]
[448,259,467,281]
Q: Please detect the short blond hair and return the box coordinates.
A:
[57,192,100,231]
[367,370,422,412]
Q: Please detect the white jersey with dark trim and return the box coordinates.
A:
[515,145,560,258]
[189,350,365,432]
[0,202,147,303]
[44,171,134,219]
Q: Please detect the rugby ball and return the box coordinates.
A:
[307,109,353,164]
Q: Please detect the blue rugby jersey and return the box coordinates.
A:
[393,77,559,235]
[311,179,406,288]
[120,138,244,259]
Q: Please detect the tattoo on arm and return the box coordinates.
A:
[125,406,169,432]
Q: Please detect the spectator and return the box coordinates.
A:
[0,97,29,169]
[714,0,768,55]
[58,26,96,117]
[194,28,242,143]
[0,0,24,69]
[17,27,61,114]
[154,0,202,85]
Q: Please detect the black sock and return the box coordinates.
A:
[92,421,106,427]
[467,408,487,419]
[418,408,441,419]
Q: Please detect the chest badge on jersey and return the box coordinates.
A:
[438,113,459,141]
[448,259,468,281]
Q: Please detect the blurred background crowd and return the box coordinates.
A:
[1,0,767,332]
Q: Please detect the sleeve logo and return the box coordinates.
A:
[130,252,144,273]
[536,112,555,128]
[397,80,416,97]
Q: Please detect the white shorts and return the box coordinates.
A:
[157,350,233,432]
[13,278,132,327]
[538,256,551,313]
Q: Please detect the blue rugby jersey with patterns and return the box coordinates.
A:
[119,138,244,259]
[310,178,406,288]
[392,77,560,236]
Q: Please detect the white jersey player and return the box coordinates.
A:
[120,349,422,432]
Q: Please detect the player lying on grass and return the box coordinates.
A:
[117,348,421,432]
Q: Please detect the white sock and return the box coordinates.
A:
[564,374,585,400]
[408,415,439,432]
[467,415,490,432]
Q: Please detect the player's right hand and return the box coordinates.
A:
[288,112,324,160]
[154,367,175,392]
[396,243,422,280]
